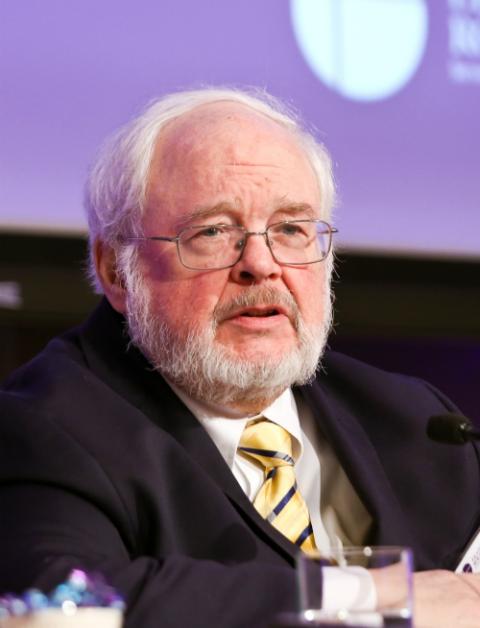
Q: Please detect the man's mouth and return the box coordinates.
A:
[238,308,281,318]
[213,286,300,331]
[227,305,288,320]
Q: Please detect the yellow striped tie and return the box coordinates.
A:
[239,419,316,553]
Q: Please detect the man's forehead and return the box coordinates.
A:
[147,102,315,195]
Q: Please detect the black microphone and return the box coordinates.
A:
[427,414,480,445]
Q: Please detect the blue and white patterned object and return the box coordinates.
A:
[0,570,125,618]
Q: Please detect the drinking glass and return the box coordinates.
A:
[296,546,413,627]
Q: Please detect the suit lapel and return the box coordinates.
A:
[128,371,300,562]
[297,381,416,548]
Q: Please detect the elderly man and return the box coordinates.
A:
[0,88,479,627]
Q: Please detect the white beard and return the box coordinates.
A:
[122,264,333,410]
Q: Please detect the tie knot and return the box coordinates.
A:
[239,419,294,469]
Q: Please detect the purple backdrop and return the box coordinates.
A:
[0,0,479,257]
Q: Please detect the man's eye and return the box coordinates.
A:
[279,223,304,236]
[194,225,226,238]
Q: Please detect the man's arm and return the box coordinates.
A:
[0,483,296,628]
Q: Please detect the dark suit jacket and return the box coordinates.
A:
[0,300,479,627]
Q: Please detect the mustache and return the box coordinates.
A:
[213,285,300,330]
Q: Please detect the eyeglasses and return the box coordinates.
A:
[122,219,338,271]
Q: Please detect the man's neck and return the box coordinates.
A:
[164,375,288,419]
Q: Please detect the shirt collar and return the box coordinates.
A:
[166,381,304,469]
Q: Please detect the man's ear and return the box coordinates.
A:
[94,239,127,314]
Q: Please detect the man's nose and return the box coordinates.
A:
[229,232,282,284]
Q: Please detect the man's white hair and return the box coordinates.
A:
[84,86,336,291]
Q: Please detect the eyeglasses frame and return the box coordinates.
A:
[121,218,338,271]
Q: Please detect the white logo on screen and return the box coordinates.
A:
[290,0,429,102]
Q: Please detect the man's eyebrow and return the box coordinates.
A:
[273,202,317,217]
[176,202,239,227]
